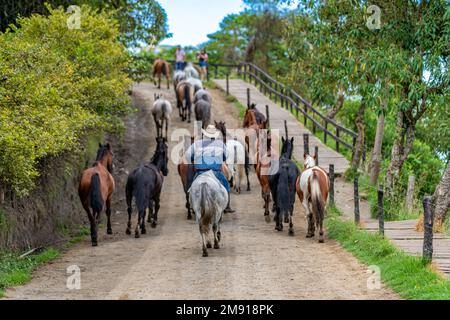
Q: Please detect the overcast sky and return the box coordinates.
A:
[158,0,244,47]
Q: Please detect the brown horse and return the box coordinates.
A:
[256,131,277,222]
[153,58,170,89]
[296,154,330,243]
[78,143,115,246]
[244,103,266,130]
[176,80,194,122]
[178,136,195,220]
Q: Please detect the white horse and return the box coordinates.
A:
[186,77,203,93]
[184,62,200,79]
[296,154,330,243]
[190,170,228,257]
[226,139,246,194]
[194,89,212,104]
[151,94,172,139]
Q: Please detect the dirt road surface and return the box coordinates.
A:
[5,83,399,300]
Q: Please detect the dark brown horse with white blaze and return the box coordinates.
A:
[153,59,170,89]
[296,154,330,243]
[78,143,115,246]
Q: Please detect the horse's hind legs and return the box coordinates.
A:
[213,224,220,249]
[318,218,325,243]
[151,199,160,228]
[106,198,113,235]
[289,211,294,236]
[306,213,315,238]
[200,228,208,257]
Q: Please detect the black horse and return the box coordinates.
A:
[269,137,300,235]
[126,137,169,238]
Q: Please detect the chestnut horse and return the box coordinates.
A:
[78,143,115,246]
[244,103,266,130]
[153,58,170,89]
[178,136,196,220]
[296,154,330,243]
[256,131,277,222]
[242,108,261,191]
[176,80,194,122]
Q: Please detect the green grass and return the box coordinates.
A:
[67,226,91,246]
[0,248,60,298]
[326,206,450,300]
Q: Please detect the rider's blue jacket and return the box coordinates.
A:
[185,139,227,171]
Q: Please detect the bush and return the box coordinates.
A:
[0,5,132,196]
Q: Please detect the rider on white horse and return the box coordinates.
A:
[185,125,235,213]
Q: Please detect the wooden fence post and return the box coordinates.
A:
[284,120,289,139]
[214,66,218,79]
[243,64,247,82]
[303,134,310,155]
[226,74,229,95]
[315,146,319,166]
[329,165,335,206]
[354,176,360,225]
[423,196,434,263]
[247,88,251,108]
[324,121,328,145]
[406,176,415,213]
[378,185,385,237]
[336,128,341,153]
[266,105,270,129]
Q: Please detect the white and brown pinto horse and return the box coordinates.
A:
[296,154,329,243]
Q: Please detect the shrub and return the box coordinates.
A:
[0,5,132,196]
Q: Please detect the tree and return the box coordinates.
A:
[433,161,450,229]
[0,0,169,47]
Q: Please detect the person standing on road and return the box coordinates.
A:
[175,45,186,71]
[197,49,209,81]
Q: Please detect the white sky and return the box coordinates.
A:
[158,0,244,47]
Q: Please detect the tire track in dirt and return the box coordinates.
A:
[5,83,399,300]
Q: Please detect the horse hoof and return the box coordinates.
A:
[202,251,208,257]
[289,230,295,236]
[319,239,325,243]
[284,217,290,224]
[126,229,131,235]
[151,222,157,229]
[214,243,220,250]
[306,234,314,238]
[135,233,140,239]
[207,242,212,249]
[265,215,271,223]
[107,229,113,235]
[187,214,192,220]
[92,241,98,247]
[141,229,147,235]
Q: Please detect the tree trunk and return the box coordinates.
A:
[433,161,450,228]
[327,89,345,120]
[369,111,385,185]
[245,36,256,63]
[385,110,415,196]
[351,101,366,170]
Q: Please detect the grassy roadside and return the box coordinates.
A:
[0,226,90,298]
[326,206,450,300]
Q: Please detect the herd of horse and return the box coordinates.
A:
[78,59,330,256]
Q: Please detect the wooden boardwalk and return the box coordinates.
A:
[214,79,350,174]
[365,220,450,278]
[215,78,450,280]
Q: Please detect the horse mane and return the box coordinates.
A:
[96,145,110,162]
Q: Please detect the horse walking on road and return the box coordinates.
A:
[296,154,329,243]
[190,170,228,257]
[152,94,172,139]
[176,80,194,122]
[269,137,300,235]
[126,137,169,238]
[153,59,170,90]
[79,143,115,246]
[244,103,267,130]
[194,89,212,105]
[195,98,211,129]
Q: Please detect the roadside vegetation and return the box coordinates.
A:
[326,206,450,300]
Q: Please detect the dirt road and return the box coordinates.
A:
[5,83,398,300]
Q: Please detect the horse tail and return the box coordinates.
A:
[200,182,213,234]
[184,84,191,110]
[161,102,168,118]
[203,102,211,128]
[276,166,290,218]
[162,62,167,77]
[134,173,148,214]
[311,172,325,228]
[90,173,104,214]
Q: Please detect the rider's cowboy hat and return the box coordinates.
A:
[202,125,220,139]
